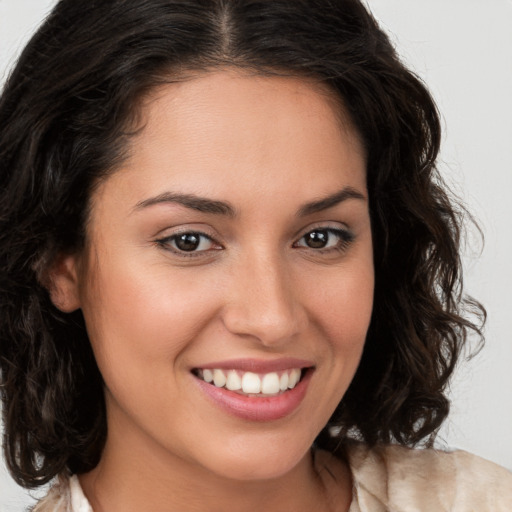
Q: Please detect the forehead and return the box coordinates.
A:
[89,69,367,219]
[139,69,355,133]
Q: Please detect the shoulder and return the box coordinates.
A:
[32,475,92,512]
[345,443,512,511]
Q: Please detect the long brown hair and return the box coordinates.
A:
[0,0,484,487]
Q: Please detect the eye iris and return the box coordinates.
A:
[175,233,201,252]
[305,230,329,248]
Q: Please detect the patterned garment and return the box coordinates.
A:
[33,444,512,512]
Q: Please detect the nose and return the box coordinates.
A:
[221,251,306,347]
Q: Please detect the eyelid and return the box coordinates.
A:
[293,221,352,240]
[293,224,355,251]
[154,227,223,257]
[153,222,354,258]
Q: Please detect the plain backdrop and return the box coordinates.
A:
[1,0,511,509]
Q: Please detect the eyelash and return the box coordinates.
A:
[155,231,221,258]
[155,226,355,258]
[293,227,355,253]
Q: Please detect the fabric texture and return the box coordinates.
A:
[32,444,512,512]
[348,444,512,511]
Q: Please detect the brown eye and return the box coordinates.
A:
[157,232,218,254]
[295,227,354,251]
[175,233,202,252]
[303,230,330,248]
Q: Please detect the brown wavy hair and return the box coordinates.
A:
[0,0,485,488]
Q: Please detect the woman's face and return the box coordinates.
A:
[64,70,374,481]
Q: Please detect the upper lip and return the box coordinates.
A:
[193,358,314,373]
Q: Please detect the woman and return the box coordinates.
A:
[0,0,510,510]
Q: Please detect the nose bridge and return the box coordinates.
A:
[222,247,303,345]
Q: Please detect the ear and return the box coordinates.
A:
[45,253,82,313]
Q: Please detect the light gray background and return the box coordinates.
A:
[1,0,511,509]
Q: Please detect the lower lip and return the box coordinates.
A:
[194,369,313,422]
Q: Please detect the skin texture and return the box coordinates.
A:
[50,70,374,512]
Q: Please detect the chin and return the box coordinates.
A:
[194,432,313,482]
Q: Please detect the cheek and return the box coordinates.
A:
[309,262,374,403]
[309,262,374,343]
[78,258,222,372]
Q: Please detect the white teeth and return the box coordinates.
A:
[288,368,301,389]
[198,368,304,394]
[279,372,289,391]
[226,370,242,391]
[242,372,261,394]
[213,369,226,388]
[261,372,280,394]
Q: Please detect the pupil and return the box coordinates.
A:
[306,230,328,248]
[176,233,200,251]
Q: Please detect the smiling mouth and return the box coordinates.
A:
[192,368,307,397]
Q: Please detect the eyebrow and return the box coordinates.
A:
[133,186,366,217]
[134,192,236,216]
[297,186,366,216]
